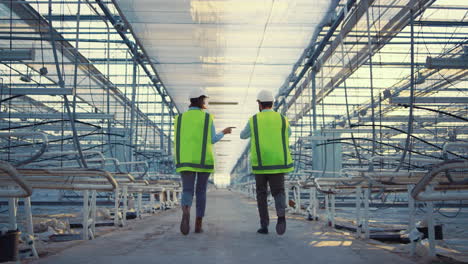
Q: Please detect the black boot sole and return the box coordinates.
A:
[276,219,286,235]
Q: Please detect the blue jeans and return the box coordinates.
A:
[180,171,210,217]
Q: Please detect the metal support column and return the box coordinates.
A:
[325,193,330,225]
[365,0,376,155]
[137,192,143,219]
[407,184,416,256]
[363,188,370,239]
[312,187,318,220]
[91,190,97,236]
[331,191,336,228]
[48,0,87,168]
[8,198,17,230]
[355,186,362,238]
[24,197,38,258]
[396,7,416,171]
[296,185,302,214]
[128,43,138,167]
[426,185,436,257]
[114,188,120,226]
[150,193,155,213]
[82,190,89,240]
[122,186,128,226]
[311,70,317,132]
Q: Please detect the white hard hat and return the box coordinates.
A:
[189,88,208,100]
[257,90,274,102]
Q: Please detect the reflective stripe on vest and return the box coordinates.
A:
[174,111,214,170]
[250,112,293,171]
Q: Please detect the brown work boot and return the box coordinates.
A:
[195,217,203,233]
[180,205,190,235]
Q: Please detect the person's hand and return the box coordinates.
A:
[222,127,234,134]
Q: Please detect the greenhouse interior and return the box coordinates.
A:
[0,0,467,263]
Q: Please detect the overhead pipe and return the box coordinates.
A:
[411,160,468,201]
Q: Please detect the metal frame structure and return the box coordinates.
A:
[231,0,467,187]
[0,0,178,175]
[230,0,467,261]
[0,0,466,261]
[0,1,183,257]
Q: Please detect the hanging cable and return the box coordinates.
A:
[0,95,23,103]
[397,104,468,122]
[47,0,87,168]
[350,123,468,160]
[317,138,441,160]
[0,119,102,131]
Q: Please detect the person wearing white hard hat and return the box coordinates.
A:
[240,89,293,235]
[174,87,233,235]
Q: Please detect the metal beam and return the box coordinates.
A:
[95,0,179,116]
[0,49,34,61]
[276,0,359,110]
[0,35,124,43]
[0,112,115,120]
[414,20,468,27]
[43,15,108,21]
[359,116,466,123]
[426,56,468,69]
[390,97,468,104]
[285,0,434,123]
[3,1,172,152]
[0,88,73,95]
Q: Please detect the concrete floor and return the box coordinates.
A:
[34,190,417,264]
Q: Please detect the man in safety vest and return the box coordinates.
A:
[174,88,233,235]
[240,90,293,235]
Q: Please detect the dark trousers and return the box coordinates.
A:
[255,173,286,228]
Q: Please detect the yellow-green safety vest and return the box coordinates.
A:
[174,110,215,173]
[249,111,294,174]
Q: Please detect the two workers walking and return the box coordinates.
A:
[173,88,293,235]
